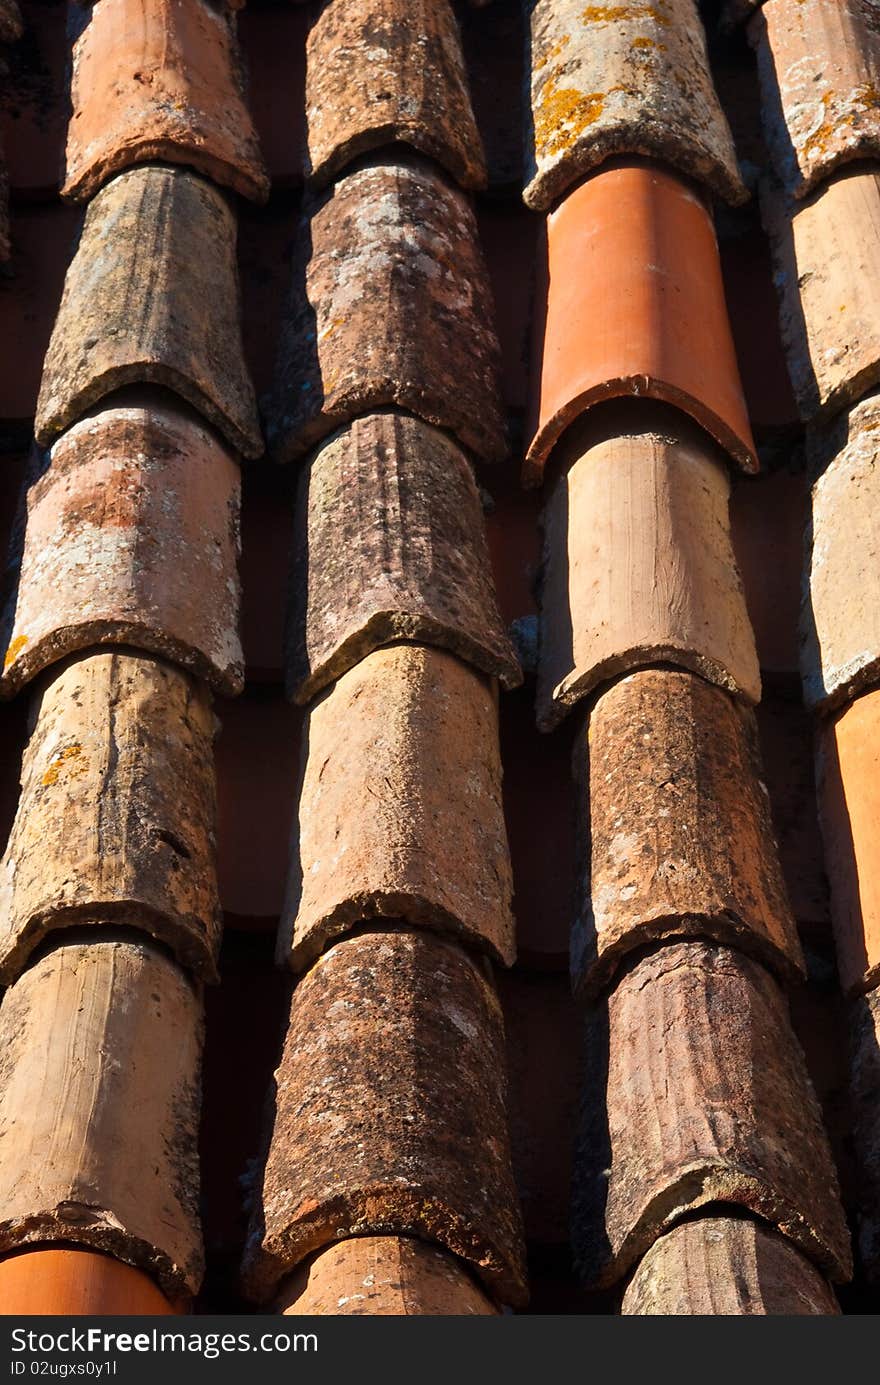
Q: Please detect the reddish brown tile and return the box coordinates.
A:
[0,652,221,985]
[526,163,757,485]
[242,929,527,1308]
[277,1238,497,1316]
[573,941,852,1287]
[305,0,485,191]
[36,165,262,458]
[269,157,505,465]
[525,0,746,212]
[537,403,759,732]
[288,412,520,706]
[0,937,204,1300]
[574,670,803,997]
[0,1248,179,1316]
[280,644,515,970]
[64,0,268,204]
[622,1217,839,1314]
[1,396,243,699]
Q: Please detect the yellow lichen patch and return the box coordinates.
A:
[581,3,672,26]
[801,85,880,166]
[534,74,606,157]
[42,743,88,787]
[3,634,27,670]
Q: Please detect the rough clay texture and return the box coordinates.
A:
[64,0,268,203]
[848,989,880,1283]
[573,941,852,1287]
[280,644,515,970]
[622,1217,839,1315]
[287,412,520,705]
[2,400,243,699]
[750,0,880,199]
[277,1236,497,1316]
[525,164,757,483]
[762,169,880,424]
[0,938,204,1299]
[243,930,528,1308]
[801,393,880,711]
[36,164,262,458]
[270,157,505,465]
[525,0,746,212]
[537,408,760,731]
[305,0,486,191]
[817,689,880,997]
[0,651,221,985]
[572,669,804,997]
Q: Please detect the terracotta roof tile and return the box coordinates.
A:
[749,0,880,201]
[524,0,746,212]
[0,937,204,1300]
[525,162,758,485]
[242,929,527,1308]
[621,1217,840,1315]
[35,164,262,458]
[287,412,520,705]
[848,989,880,1283]
[279,644,515,971]
[304,0,486,191]
[269,156,505,465]
[0,1248,179,1315]
[276,1237,497,1317]
[537,404,760,731]
[816,687,880,997]
[63,0,269,204]
[573,940,852,1287]
[1,398,243,699]
[572,669,804,997]
[761,169,880,425]
[801,393,880,711]
[0,652,221,985]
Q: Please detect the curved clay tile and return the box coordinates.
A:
[537,403,760,731]
[816,688,880,998]
[572,669,804,997]
[622,1218,839,1315]
[0,1248,180,1315]
[525,162,757,484]
[750,0,880,200]
[1,399,243,700]
[242,930,527,1309]
[277,1238,497,1316]
[801,394,880,711]
[305,0,486,191]
[269,157,505,465]
[287,412,520,705]
[524,0,746,211]
[0,938,204,1301]
[572,940,853,1288]
[761,169,880,425]
[279,644,515,971]
[0,652,221,986]
[35,164,263,459]
[63,0,269,204]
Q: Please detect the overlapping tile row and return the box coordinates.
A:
[243,0,526,1315]
[523,0,849,1313]
[751,0,880,1285]
[0,0,263,1312]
